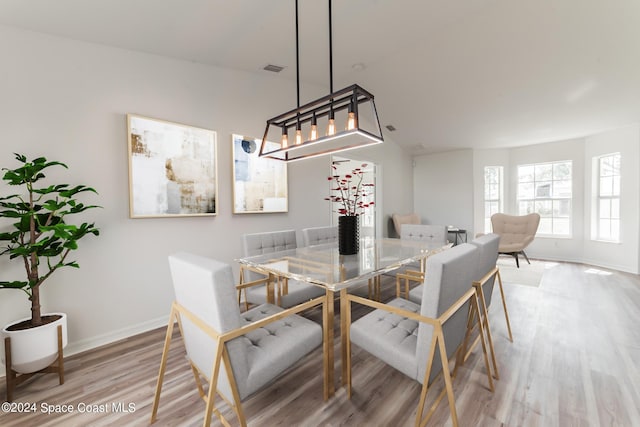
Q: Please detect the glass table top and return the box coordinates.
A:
[236,237,451,291]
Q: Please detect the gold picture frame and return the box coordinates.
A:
[127,114,218,218]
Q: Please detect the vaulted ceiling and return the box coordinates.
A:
[2,0,639,155]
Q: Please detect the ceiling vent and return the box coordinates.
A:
[263,64,285,73]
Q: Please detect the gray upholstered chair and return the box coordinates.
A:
[396,224,449,299]
[468,233,513,343]
[490,213,540,267]
[457,233,502,381]
[301,225,338,246]
[345,244,494,426]
[239,229,326,309]
[391,212,420,238]
[151,252,326,427]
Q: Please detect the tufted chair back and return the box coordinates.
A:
[401,224,448,245]
[416,243,478,384]
[168,252,247,402]
[391,212,421,238]
[469,233,500,307]
[243,229,297,255]
[302,225,338,246]
[490,213,540,253]
[242,229,297,282]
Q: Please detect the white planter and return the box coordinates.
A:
[1,312,68,374]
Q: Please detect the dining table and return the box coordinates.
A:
[236,236,452,398]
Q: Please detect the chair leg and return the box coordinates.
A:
[475,289,499,381]
[496,269,514,342]
[521,250,531,265]
[514,253,520,268]
[344,294,353,399]
[150,308,177,424]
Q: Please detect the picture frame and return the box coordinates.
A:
[232,134,288,214]
[127,114,218,218]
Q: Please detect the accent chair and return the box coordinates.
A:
[490,213,540,267]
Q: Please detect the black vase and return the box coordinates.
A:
[338,215,359,255]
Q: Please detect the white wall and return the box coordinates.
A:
[507,138,586,262]
[0,25,413,373]
[413,150,475,235]
[470,129,640,273]
[583,126,640,273]
[472,148,510,234]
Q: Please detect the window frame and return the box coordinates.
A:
[593,152,621,243]
[483,165,503,233]
[516,160,573,237]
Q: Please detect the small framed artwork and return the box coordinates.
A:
[232,134,288,213]
[127,114,218,218]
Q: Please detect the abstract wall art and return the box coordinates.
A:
[127,114,218,218]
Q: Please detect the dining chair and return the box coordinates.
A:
[301,225,338,246]
[151,252,327,427]
[239,229,326,309]
[464,233,513,350]
[345,244,495,427]
[396,224,449,299]
[391,212,421,238]
[458,233,502,382]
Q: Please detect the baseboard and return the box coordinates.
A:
[0,315,168,379]
[526,253,638,274]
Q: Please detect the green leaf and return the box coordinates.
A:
[0,280,29,289]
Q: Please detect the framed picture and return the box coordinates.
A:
[127,114,218,218]
[232,134,288,213]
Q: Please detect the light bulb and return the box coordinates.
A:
[281,127,288,148]
[295,129,303,145]
[346,111,356,130]
[327,118,336,136]
[309,123,318,140]
[309,115,318,140]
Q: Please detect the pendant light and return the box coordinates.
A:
[259,0,384,162]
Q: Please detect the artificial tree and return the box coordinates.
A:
[0,153,99,329]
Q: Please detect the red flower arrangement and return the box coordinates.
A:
[325,164,375,216]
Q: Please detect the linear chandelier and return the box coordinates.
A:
[259,0,384,162]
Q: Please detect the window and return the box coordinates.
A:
[517,161,572,236]
[595,153,621,242]
[483,166,503,233]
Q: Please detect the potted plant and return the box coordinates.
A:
[325,163,374,254]
[0,153,99,376]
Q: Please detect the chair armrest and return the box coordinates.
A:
[348,286,477,326]
[399,269,424,278]
[222,296,326,342]
[236,277,268,290]
[346,294,437,326]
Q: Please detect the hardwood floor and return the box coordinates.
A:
[1,261,639,426]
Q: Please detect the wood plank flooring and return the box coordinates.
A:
[1,261,639,426]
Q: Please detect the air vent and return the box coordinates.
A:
[385,125,396,132]
[263,64,285,73]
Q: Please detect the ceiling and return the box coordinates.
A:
[1,0,639,155]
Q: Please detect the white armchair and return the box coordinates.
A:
[491,213,540,267]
